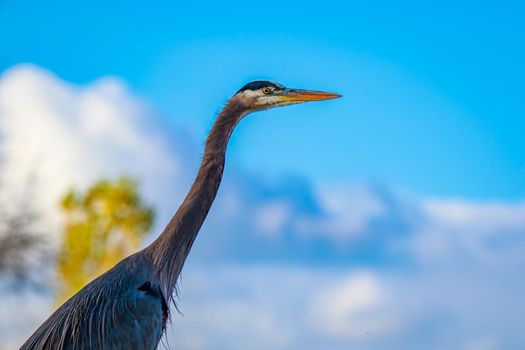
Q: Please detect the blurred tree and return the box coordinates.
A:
[0,197,45,285]
[56,177,154,303]
[0,169,46,287]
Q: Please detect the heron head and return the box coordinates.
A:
[234,80,341,111]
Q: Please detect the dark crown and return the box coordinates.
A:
[237,80,285,94]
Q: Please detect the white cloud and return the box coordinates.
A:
[309,271,398,340]
[170,260,525,350]
[0,64,196,241]
[253,200,292,237]
[170,265,385,350]
[412,199,525,265]
[295,184,388,241]
[424,199,525,233]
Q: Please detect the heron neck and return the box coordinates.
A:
[147,99,245,298]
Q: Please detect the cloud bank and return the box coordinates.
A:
[0,65,524,349]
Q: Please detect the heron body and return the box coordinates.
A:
[21,81,340,349]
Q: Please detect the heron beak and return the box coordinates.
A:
[279,88,342,103]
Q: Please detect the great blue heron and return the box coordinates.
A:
[21,81,341,349]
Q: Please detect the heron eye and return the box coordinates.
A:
[262,87,272,95]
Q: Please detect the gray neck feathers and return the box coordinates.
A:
[146,98,246,301]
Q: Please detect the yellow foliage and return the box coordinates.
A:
[56,177,154,304]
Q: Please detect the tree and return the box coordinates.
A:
[0,197,45,285]
[56,177,154,303]
[0,169,46,287]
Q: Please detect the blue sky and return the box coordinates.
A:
[1,2,525,349]
[1,0,524,199]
